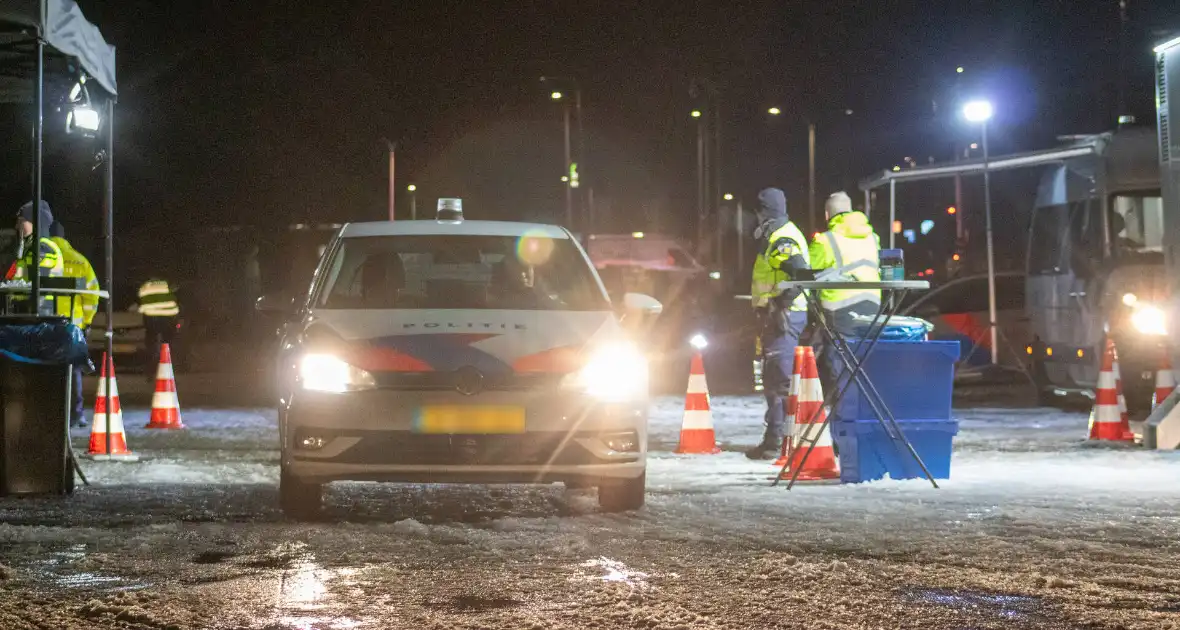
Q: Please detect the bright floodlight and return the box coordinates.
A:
[66,106,100,134]
[691,109,702,118]
[550,91,563,100]
[962,100,993,122]
[689,334,708,350]
[407,184,416,192]
[723,193,734,201]
[767,107,781,116]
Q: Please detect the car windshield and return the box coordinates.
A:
[317,234,608,311]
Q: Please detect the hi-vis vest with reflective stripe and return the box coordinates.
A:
[9,237,64,279]
[751,221,810,312]
[51,237,100,327]
[814,229,881,312]
[7,237,65,313]
[138,279,179,317]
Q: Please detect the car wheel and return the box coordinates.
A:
[279,467,322,520]
[597,471,645,513]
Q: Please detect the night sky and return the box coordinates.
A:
[1,1,1173,284]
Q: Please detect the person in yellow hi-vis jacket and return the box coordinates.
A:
[747,187,811,460]
[50,221,99,428]
[809,191,882,393]
[7,201,64,315]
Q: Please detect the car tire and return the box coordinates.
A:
[279,467,322,520]
[597,471,646,513]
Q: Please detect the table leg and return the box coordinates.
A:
[778,290,940,489]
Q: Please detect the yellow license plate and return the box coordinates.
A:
[414,406,526,434]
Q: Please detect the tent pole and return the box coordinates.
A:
[104,99,115,455]
[32,35,43,306]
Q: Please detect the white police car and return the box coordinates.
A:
[260,200,661,519]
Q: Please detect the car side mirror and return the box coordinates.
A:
[621,292,662,321]
[255,294,294,315]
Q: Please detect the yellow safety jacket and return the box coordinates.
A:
[751,221,810,312]
[138,279,180,317]
[7,237,64,314]
[51,236,100,327]
[808,211,881,312]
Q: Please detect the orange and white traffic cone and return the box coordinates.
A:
[774,346,806,467]
[676,350,720,454]
[146,343,185,429]
[1089,339,1134,442]
[87,354,137,460]
[782,347,840,480]
[1153,352,1176,411]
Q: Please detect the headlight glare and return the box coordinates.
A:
[1130,305,1167,336]
[299,353,376,392]
[564,342,648,401]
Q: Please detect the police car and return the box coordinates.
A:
[260,200,661,518]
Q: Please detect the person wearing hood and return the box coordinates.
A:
[810,191,882,391]
[7,200,65,314]
[747,187,811,460]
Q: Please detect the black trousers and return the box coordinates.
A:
[143,315,178,375]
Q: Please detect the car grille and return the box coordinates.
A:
[373,371,564,392]
[307,431,624,466]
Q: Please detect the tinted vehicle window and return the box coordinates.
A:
[318,234,608,311]
[916,275,1024,315]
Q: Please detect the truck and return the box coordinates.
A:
[1025,128,1165,412]
[858,127,1166,413]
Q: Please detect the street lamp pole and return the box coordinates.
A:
[964,99,999,366]
[693,110,705,247]
[562,101,573,229]
[807,122,816,235]
[407,184,417,220]
[981,117,998,365]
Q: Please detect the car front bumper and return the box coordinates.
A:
[282,389,647,485]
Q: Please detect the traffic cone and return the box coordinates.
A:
[1153,352,1176,411]
[1088,339,1134,442]
[781,347,840,480]
[87,354,137,460]
[676,351,720,454]
[146,343,185,429]
[774,346,807,467]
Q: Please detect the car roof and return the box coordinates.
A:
[340,220,571,239]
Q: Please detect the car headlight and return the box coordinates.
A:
[563,342,648,402]
[1130,305,1167,336]
[299,353,376,392]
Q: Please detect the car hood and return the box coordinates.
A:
[306,309,619,375]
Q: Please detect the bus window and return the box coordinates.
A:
[1111,195,1164,254]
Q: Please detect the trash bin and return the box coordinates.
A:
[827,340,960,483]
[0,316,88,496]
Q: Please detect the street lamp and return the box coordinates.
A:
[541,77,584,230]
[767,107,781,116]
[407,184,417,219]
[690,109,702,118]
[962,98,999,366]
[723,193,734,201]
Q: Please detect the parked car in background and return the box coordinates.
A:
[88,310,187,372]
[583,233,728,388]
[900,271,1029,369]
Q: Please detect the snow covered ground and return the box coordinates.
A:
[0,392,1178,629]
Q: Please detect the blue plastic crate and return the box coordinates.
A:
[830,340,960,423]
[832,418,959,483]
